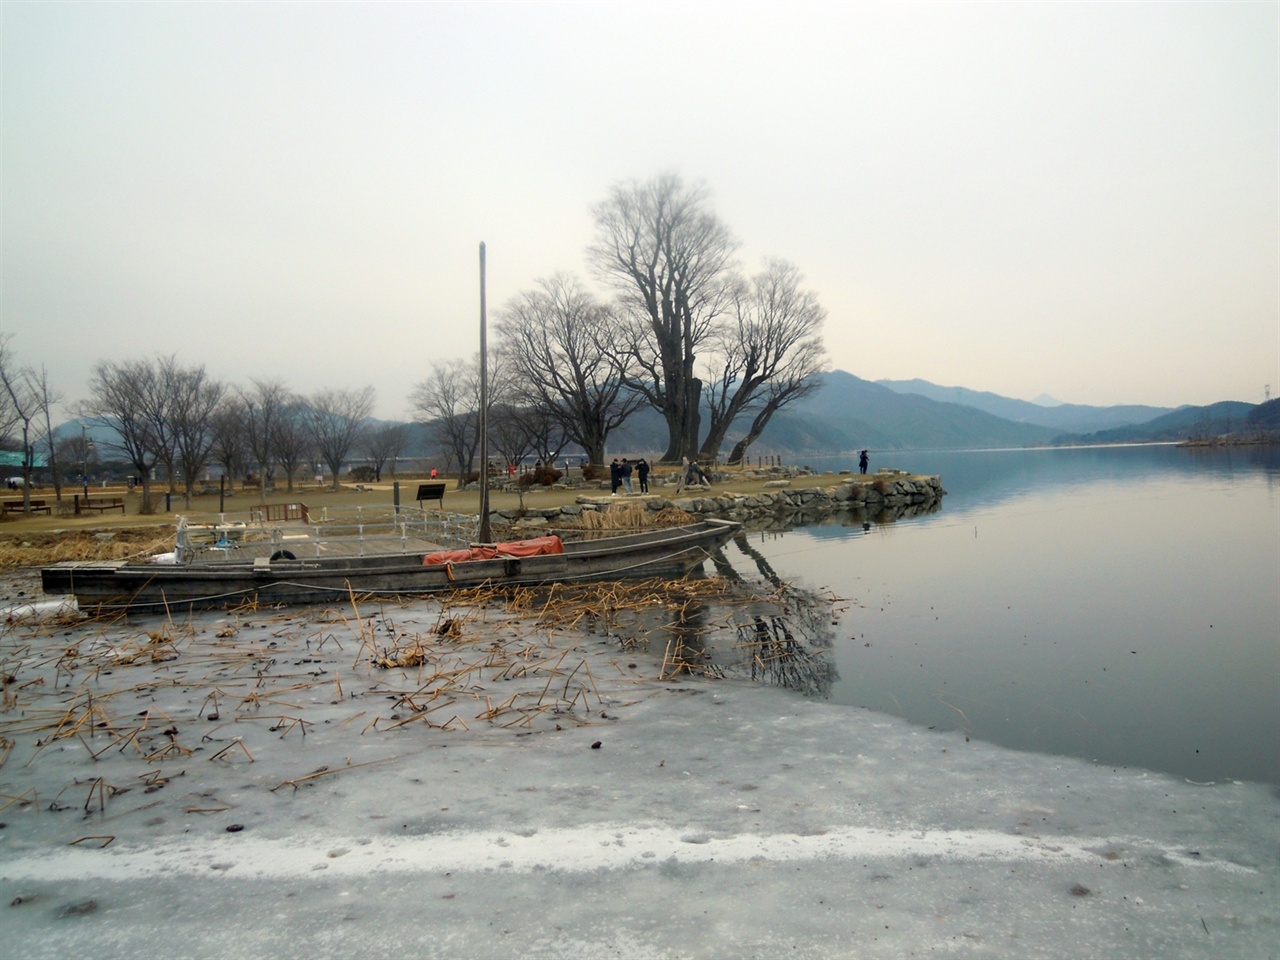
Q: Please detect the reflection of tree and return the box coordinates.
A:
[518,575,836,695]
[739,615,835,696]
[658,596,722,680]
[731,531,784,587]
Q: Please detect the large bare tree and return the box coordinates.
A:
[208,399,249,488]
[410,355,488,486]
[307,387,374,490]
[170,364,226,507]
[83,360,157,510]
[272,398,313,492]
[497,273,643,465]
[589,173,739,462]
[698,259,827,461]
[237,378,293,495]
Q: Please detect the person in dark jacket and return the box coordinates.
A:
[636,458,650,493]
[859,449,869,474]
[610,459,621,495]
[620,458,634,494]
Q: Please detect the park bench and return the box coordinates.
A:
[76,496,126,515]
[2,499,51,516]
[416,482,447,508]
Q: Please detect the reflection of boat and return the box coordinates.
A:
[41,518,741,613]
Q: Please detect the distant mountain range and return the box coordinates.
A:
[607,371,1262,455]
[875,378,1176,434]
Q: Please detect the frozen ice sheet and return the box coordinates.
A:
[1,599,1276,958]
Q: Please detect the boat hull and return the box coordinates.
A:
[40,520,741,613]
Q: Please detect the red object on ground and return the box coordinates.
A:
[422,536,564,566]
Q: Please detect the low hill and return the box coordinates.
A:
[877,378,1175,434]
[1054,401,1257,444]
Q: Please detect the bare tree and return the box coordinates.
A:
[589,173,739,461]
[32,365,66,501]
[170,364,226,507]
[55,432,97,490]
[238,378,292,495]
[0,340,19,452]
[362,422,410,481]
[497,273,644,465]
[84,359,162,511]
[698,259,827,461]
[208,399,249,487]
[725,366,825,466]
[307,387,375,490]
[0,336,41,510]
[272,398,312,492]
[410,356,484,487]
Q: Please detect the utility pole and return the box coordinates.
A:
[478,242,491,543]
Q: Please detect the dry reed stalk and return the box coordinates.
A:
[143,741,193,762]
[269,755,397,792]
[208,737,254,763]
[82,777,124,814]
[68,835,115,847]
[0,787,36,813]
[237,690,307,713]
[475,692,519,721]
[336,710,366,727]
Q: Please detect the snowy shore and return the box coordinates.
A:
[1,592,1276,958]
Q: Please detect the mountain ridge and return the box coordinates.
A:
[875,378,1177,434]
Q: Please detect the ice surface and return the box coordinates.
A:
[1,594,1276,959]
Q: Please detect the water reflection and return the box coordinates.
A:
[743,445,1280,786]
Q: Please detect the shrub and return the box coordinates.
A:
[347,466,376,483]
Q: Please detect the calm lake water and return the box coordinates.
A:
[731,444,1280,786]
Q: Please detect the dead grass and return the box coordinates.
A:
[0,529,176,569]
[572,503,696,532]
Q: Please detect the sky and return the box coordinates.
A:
[1,1,1275,421]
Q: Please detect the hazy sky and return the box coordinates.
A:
[2,1,1275,420]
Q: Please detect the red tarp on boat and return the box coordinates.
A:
[422,535,564,566]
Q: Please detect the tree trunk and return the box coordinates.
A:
[727,400,782,465]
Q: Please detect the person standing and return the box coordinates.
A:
[636,458,650,493]
[609,458,621,495]
[675,457,688,494]
[859,449,869,475]
[620,458,634,494]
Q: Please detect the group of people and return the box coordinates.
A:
[609,457,649,495]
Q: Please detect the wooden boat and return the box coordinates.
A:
[40,518,741,613]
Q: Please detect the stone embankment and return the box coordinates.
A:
[489,469,946,532]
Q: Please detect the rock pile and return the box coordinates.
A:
[490,471,946,531]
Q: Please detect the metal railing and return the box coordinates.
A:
[173,505,479,563]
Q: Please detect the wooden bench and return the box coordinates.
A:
[2,499,50,516]
[416,482,447,508]
[249,502,310,523]
[76,496,126,515]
